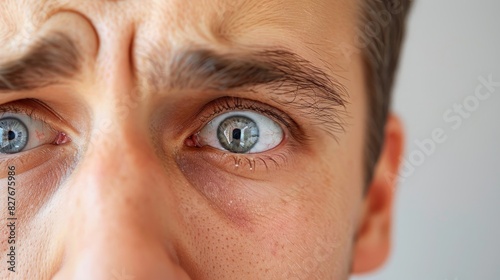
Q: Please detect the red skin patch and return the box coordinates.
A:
[35,130,46,141]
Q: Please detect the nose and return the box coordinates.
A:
[52,124,192,280]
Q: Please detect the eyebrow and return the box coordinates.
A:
[150,48,349,135]
[0,32,80,92]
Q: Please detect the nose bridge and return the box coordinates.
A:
[80,132,159,229]
[56,122,190,279]
[82,117,160,211]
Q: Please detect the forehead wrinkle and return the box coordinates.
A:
[0,0,67,54]
[205,0,291,43]
[148,0,303,47]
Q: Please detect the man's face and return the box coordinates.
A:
[0,0,399,279]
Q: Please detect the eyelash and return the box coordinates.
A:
[199,97,307,142]
[188,97,306,172]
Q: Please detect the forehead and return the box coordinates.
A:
[131,0,360,88]
[139,0,360,41]
[1,0,360,57]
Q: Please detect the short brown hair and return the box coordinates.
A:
[359,0,412,185]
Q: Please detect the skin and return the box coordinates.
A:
[0,0,404,279]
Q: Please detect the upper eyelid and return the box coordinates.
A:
[200,97,292,123]
[0,103,52,124]
[0,100,74,135]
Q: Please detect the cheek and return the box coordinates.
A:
[175,151,356,278]
[272,169,357,277]
[175,152,259,230]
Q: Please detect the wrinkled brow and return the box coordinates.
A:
[148,48,349,135]
[0,32,80,92]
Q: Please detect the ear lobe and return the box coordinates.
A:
[352,114,404,274]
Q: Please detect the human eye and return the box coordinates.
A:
[0,103,70,155]
[193,110,283,154]
[181,97,307,173]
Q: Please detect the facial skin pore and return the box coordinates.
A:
[0,0,404,279]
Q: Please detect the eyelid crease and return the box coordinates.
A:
[0,99,67,135]
[0,104,49,123]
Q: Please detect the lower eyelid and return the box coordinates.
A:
[184,141,292,175]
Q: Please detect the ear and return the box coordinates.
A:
[351,114,404,274]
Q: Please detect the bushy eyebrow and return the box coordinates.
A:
[150,49,349,136]
[0,32,80,92]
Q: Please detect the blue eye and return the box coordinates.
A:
[0,114,59,154]
[0,117,28,154]
[195,111,284,154]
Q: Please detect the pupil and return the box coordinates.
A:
[7,131,16,141]
[232,129,242,140]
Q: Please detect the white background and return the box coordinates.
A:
[351,0,500,279]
